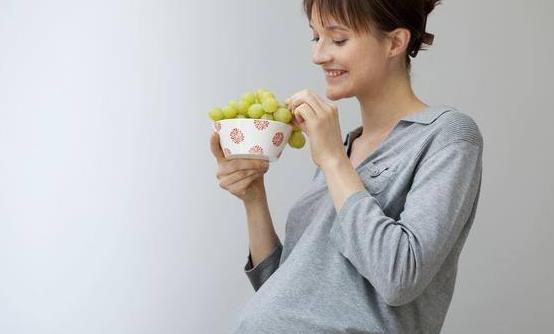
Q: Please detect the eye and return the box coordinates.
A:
[310,37,347,46]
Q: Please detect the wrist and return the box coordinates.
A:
[243,191,269,217]
[242,179,267,205]
[320,151,350,173]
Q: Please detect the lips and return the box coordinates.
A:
[325,69,348,78]
[327,70,346,77]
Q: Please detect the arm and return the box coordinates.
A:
[326,140,483,306]
[243,179,282,291]
[320,150,365,211]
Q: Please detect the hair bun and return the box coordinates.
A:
[421,32,434,46]
[409,31,435,58]
[424,0,442,15]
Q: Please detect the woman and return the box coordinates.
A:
[210,0,483,333]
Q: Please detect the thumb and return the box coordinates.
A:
[291,113,307,133]
[210,132,225,163]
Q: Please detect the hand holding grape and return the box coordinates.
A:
[285,89,347,168]
[210,132,269,202]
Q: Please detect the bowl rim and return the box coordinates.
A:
[216,118,293,129]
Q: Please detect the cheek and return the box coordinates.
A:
[352,50,386,80]
[346,58,386,97]
[351,60,378,86]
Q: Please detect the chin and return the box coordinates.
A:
[325,86,353,101]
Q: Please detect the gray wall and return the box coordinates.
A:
[0,0,552,333]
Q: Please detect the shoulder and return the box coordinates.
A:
[428,107,483,149]
[410,107,483,165]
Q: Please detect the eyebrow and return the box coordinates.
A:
[309,23,349,32]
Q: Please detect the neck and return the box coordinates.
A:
[355,71,428,139]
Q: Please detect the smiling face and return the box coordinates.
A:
[309,10,392,101]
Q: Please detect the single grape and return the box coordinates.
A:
[288,130,306,149]
[261,91,275,101]
[261,113,274,120]
[256,88,269,103]
[241,92,256,105]
[209,107,224,121]
[262,98,278,114]
[228,100,239,110]
[273,107,292,124]
[222,105,238,119]
[237,100,250,115]
[248,103,265,119]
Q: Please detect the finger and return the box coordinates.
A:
[291,115,307,132]
[286,92,306,111]
[293,103,317,123]
[219,169,264,188]
[293,91,333,118]
[286,90,323,129]
[287,92,326,124]
[300,92,334,117]
[227,172,264,195]
[210,132,225,163]
[285,89,311,108]
[218,159,269,178]
[286,89,318,110]
[293,109,305,125]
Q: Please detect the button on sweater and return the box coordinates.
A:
[233,105,484,334]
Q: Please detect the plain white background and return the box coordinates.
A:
[1,0,553,333]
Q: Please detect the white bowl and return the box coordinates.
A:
[214,119,293,162]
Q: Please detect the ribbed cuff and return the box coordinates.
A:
[244,243,283,291]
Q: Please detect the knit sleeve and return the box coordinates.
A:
[329,140,483,306]
[243,242,283,292]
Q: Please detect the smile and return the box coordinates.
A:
[325,70,348,78]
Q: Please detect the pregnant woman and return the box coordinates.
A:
[210,0,483,333]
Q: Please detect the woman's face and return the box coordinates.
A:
[309,12,390,101]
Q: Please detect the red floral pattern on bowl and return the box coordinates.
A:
[254,120,269,131]
[229,128,244,144]
[216,119,293,162]
[249,145,264,155]
[272,132,284,147]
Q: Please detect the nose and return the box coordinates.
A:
[312,42,332,66]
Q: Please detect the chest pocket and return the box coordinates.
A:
[358,162,397,195]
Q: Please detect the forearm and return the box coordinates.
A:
[243,182,280,267]
[321,155,366,212]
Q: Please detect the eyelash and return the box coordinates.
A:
[310,37,347,46]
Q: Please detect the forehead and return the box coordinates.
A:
[308,2,375,36]
[309,22,349,32]
[309,15,350,32]
[308,7,352,32]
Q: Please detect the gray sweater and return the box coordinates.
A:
[233,105,483,334]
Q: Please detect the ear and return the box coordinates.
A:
[386,28,411,58]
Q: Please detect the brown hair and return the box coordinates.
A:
[303,0,442,72]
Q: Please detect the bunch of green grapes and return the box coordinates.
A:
[208,88,306,149]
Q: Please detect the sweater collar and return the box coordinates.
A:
[343,105,454,146]
[399,105,453,125]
